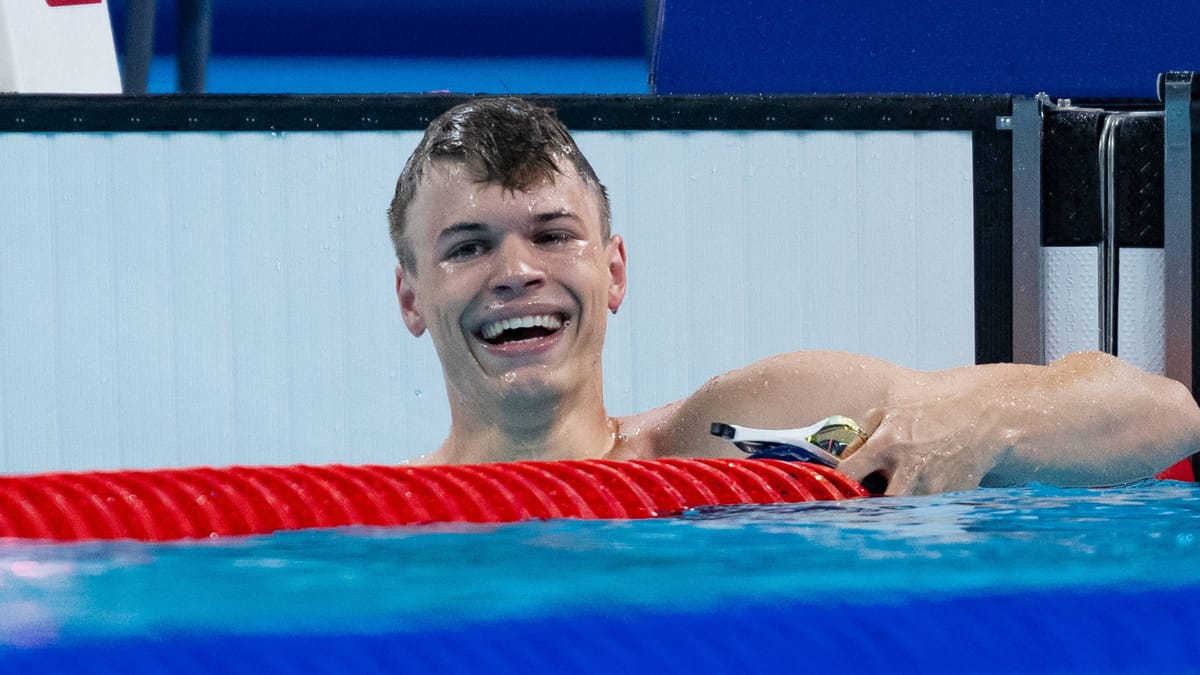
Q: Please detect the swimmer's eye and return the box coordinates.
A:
[533,230,578,246]
[443,240,488,261]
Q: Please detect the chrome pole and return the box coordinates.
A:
[1011,95,1046,364]
[1163,71,1195,392]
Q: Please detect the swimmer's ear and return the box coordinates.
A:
[396,264,426,337]
[606,235,627,313]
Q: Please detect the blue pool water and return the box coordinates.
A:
[2,481,1199,672]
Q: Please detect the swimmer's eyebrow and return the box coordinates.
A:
[436,211,579,243]
[436,221,487,243]
[535,208,579,223]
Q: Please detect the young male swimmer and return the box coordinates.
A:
[388,97,1200,495]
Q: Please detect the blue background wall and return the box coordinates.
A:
[104,0,1198,97]
[104,0,652,94]
[651,0,1200,98]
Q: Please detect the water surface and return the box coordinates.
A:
[1,480,1197,644]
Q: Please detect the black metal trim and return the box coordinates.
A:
[0,94,1009,132]
[1040,101,1167,249]
[1041,108,1105,246]
[973,125,1015,364]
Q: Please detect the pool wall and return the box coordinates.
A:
[0,94,1178,473]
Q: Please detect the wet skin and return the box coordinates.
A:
[397,160,630,463]
[395,162,1200,492]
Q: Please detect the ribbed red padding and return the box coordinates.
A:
[0,459,868,542]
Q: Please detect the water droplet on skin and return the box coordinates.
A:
[502,372,517,383]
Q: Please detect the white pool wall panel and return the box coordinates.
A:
[1044,247,1101,362]
[1117,248,1166,375]
[1042,247,1165,375]
[3,128,976,472]
[582,129,978,418]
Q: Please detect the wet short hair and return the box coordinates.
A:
[387,97,611,271]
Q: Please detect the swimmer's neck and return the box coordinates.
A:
[431,394,620,464]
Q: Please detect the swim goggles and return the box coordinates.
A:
[710,415,868,468]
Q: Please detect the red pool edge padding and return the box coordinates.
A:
[1157,456,1196,483]
[0,459,869,542]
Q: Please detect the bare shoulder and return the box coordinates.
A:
[648,350,910,459]
[609,400,686,460]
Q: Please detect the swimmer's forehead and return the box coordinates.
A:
[417,154,577,186]
[411,159,600,232]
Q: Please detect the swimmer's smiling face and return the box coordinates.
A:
[397,159,626,406]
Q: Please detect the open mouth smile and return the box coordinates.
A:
[479,313,566,345]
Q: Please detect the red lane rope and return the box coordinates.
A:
[0,459,868,542]
[501,462,600,519]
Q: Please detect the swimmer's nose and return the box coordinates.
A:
[490,239,545,296]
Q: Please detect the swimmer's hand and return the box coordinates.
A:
[834,351,1197,495]
[834,402,999,496]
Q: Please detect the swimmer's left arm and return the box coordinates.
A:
[656,350,901,461]
[661,350,1200,495]
[907,350,1200,490]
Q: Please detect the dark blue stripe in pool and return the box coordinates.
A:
[4,585,1198,674]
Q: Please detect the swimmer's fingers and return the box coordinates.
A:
[836,407,964,496]
[836,450,895,495]
[839,435,929,496]
[837,408,906,495]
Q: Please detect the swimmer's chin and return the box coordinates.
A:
[491,366,562,395]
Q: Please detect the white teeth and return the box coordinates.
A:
[481,314,563,341]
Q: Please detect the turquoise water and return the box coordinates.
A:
[1,480,1198,648]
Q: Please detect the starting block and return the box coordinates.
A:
[0,0,120,93]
